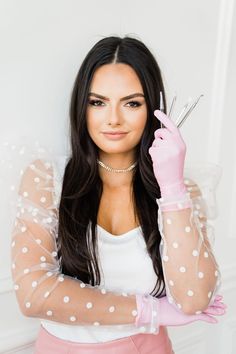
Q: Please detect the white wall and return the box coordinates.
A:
[0,0,235,353]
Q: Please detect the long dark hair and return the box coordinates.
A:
[57,35,167,297]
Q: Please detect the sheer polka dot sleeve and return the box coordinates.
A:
[156,161,222,315]
[9,157,142,326]
[5,142,141,327]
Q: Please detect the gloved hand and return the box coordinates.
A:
[148,109,188,199]
[135,294,226,332]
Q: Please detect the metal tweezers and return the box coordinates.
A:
[159,92,204,129]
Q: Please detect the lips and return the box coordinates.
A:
[102,132,128,140]
[102,132,127,134]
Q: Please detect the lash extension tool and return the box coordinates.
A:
[174,97,193,126]
[168,93,177,118]
[159,91,165,128]
[176,94,204,128]
[158,91,204,130]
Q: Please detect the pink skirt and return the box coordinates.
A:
[34,324,174,354]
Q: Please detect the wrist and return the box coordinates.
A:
[157,188,193,212]
[135,294,160,332]
[160,179,188,199]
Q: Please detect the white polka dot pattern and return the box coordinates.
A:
[139,326,146,333]
[192,250,199,257]
[63,296,70,303]
[179,266,186,273]
[109,306,115,312]
[6,144,222,330]
[9,156,157,331]
[156,175,222,314]
[172,242,178,248]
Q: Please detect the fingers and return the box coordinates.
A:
[211,295,227,309]
[204,302,227,315]
[202,294,227,316]
[197,313,218,324]
[215,294,223,301]
[154,110,178,133]
[204,307,226,316]
[214,302,227,309]
[154,128,172,140]
[211,299,227,307]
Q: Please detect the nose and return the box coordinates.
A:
[107,106,123,126]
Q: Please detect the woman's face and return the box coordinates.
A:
[86,63,147,156]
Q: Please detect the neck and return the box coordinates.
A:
[98,151,136,189]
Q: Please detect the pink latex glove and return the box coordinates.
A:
[135,294,226,331]
[148,109,188,199]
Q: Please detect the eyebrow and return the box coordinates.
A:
[88,92,145,101]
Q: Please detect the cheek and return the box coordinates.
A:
[86,115,105,148]
[129,110,147,132]
[86,113,101,135]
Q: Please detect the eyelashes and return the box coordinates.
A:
[88,100,142,108]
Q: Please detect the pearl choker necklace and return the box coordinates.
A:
[97,159,137,173]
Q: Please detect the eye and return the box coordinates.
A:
[88,99,104,106]
[127,101,142,108]
[88,99,142,108]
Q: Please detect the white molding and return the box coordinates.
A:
[220,263,236,293]
[171,327,205,354]
[3,343,34,354]
[217,317,236,354]
[0,274,13,294]
[0,325,39,353]
[228,162,236,240]
[207,0,235,163]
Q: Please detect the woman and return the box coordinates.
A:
[9,36,226,353]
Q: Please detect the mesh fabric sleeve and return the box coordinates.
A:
[9,152,141,327]
[156,161,222,315]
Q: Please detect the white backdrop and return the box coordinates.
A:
[0,0,235,353]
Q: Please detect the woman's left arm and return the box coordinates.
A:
[148,109,221,315]
[156,180,221,315]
